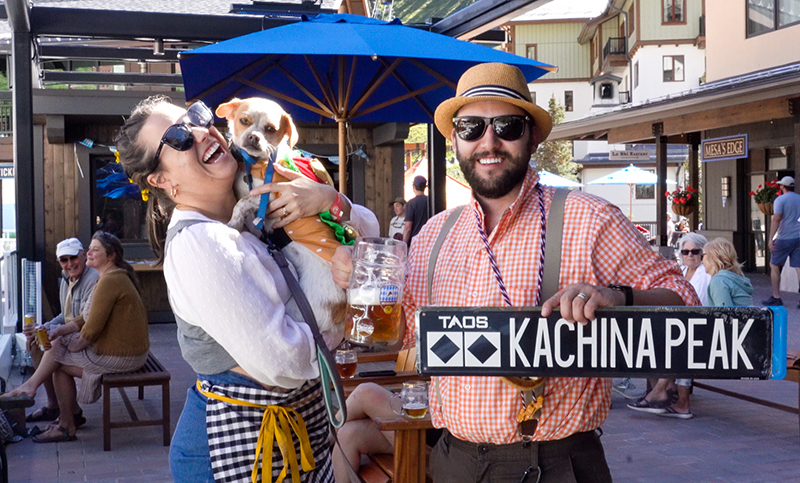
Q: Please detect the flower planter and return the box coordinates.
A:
[672,204,694,217]
[757,202,774,216]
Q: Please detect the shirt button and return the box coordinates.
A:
[472,291,478,297]
[464,384,471,390]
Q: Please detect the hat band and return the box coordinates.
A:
[460,84,528,102]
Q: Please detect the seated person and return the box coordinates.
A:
[24,237,98,424]
[4,232,150,443]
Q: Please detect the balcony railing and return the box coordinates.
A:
[603,37,626,59]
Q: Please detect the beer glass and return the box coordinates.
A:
[345,237,407,347]
[390,381,428,419]
[335,348,358,378]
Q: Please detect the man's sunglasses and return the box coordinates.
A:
[680,249,703,256]
[58,255,79,263]
[453,115,532,142]
[152,101,214,165]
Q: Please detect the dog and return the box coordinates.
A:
[215,97,348,339]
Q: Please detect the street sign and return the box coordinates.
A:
[416,306,787,380]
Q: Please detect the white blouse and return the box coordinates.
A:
[164,205,379,388]
[683,263,711,306]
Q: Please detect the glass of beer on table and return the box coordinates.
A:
[335,348,358,378]
[345,237,407,347]
[390,381,428,419]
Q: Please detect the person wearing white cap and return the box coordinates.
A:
[763,176,800,306]
[21,238,99,425]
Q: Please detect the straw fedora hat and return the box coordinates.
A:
[434,63,552,141]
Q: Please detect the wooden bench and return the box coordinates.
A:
[693,350,800,437]
[101,351,171,451]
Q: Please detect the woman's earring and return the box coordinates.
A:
[170,186,178,198]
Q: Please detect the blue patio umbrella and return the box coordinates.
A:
[538,170,582,188]
[179,13,556,194]
[588,164,676,219]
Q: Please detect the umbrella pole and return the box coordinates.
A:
[338,119,347,195]
[629,184,633,220]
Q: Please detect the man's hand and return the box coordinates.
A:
[332,246,354,289]
[541,283,625,325]
[49,325,66,341]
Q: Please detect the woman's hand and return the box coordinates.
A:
[67,335,91,352]
[249,164,338,229]
[332,246,354,289]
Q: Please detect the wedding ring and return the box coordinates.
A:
[282,207,288,218]
[577,292,589,301]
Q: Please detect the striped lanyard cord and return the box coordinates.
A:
[196,380,315,483]
[472,183,547,406]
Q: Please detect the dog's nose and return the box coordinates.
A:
[248,132,262,147]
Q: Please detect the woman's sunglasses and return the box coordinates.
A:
[453,115,532,142]
[152,101,214,165]
[680,248,703,256]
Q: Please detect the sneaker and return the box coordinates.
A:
[761,296,783,306]
[612,378,646,400]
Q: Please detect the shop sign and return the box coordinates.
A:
[609,150,650,161]
[0,164,13,178]
[702,134,748,162]
[416,306,786,380]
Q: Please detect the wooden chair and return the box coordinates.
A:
[342,347,428,395]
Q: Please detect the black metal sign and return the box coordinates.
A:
[416,306,786,380]
[701,134,748,162]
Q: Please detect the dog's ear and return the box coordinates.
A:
[281,112,299,148]
[215,98,243,120]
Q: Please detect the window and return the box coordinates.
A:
[525,44,537,60]
[564,91,573,112]
[600,83,614,99]
[530,91,536,105]
[92,155,148,244]
[634,62,639,88]
[636,169,656,199]
[663,55,685,82]
[747,0,800,37]
[663,0,685,24]
[629,4,636,34]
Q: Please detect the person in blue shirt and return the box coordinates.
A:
[703,237,754,307]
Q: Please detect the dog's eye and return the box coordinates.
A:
[265,125,277,133]
[240,118,252,127]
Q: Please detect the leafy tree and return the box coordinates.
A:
[531,95,581,180]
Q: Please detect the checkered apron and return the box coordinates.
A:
[199,378,333,483]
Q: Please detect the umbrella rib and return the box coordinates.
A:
[344,56,357,119]
[349,58,402,115]
[272,63,335,116]
[407,59,458,90]
[234,77,333,118]
[378,57,436,119]
[187,55,282,104]
[304,55,338,114]
[353,81,443,119]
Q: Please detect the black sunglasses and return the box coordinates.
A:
[680,248,703,256]
[152,101,214,166]
[58,255,79,263]
[453,115,532,142]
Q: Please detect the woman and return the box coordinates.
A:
[5,231,149,442]
[703,237,754,306]
[115,96,378,483]
[680,233,712,305]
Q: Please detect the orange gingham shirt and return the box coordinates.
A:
[402,168,700,444]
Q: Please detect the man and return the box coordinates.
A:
[333,63,698,482]
[23,237,99,423]
[388,196,406,240]
[763,176,800,306]
[402,175,429,244]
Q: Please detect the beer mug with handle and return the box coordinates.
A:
[345,237,407,347]
[390,381,428,419]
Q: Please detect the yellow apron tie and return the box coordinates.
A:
[196,380,316,483]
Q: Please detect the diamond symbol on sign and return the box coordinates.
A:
[468,335,497,364]
[431,335,460,364]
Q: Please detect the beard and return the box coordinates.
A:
[456,145,531,199]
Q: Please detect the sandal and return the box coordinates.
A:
[32,425,76,443]
[46,410,86,430]
[656,405,694,419]
[627,397,668,414]
[26,405,60,422]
